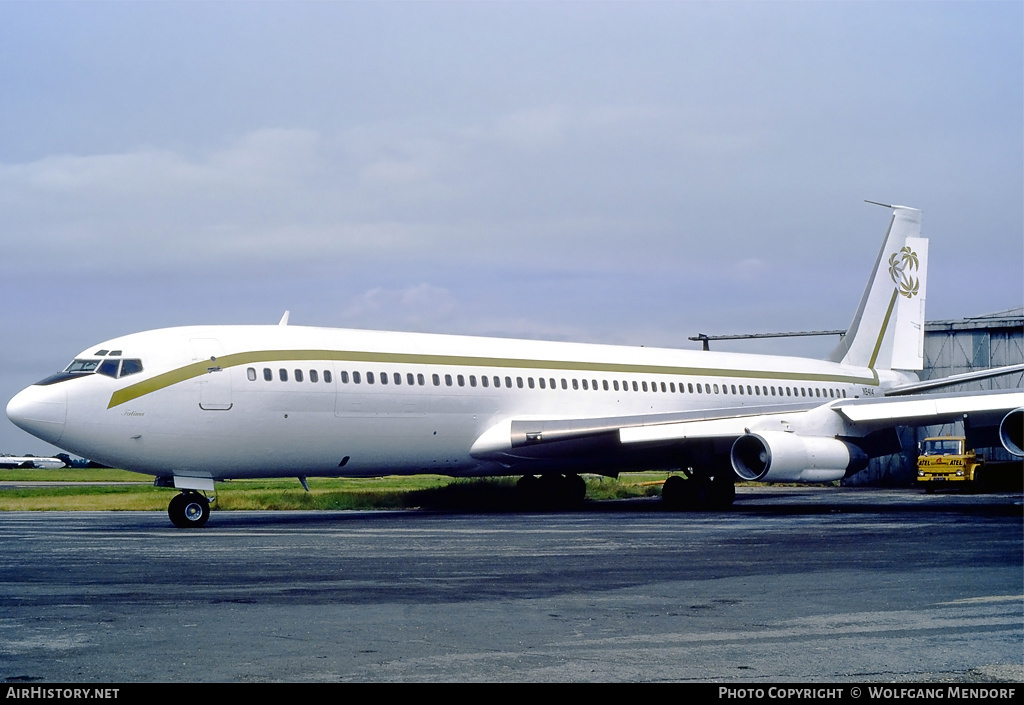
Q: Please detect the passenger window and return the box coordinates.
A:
[247,368,257,382]
[407,373,415,385]
[295,369,304,383]
[353,371,361,384]
[581,379,588,390]
[310,370,319,383]
[539,377,546,389]
[505,376,512,388]
[470,375,477,387]
[264,368,273,382]
[341,371,350,384]
[457,375,465,387]
[324,370,332,384]
[380,372,387,385]
[517,377,524,389]
[481,375,489,388]
[279,369,288,382]
[367,372,375,384]
[445,374,453,386]
[528,377,534,389]
[494,376,501,388]
[433,374,440,386]
[417,373,424,385]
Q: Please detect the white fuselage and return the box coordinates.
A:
[9,324,911,481]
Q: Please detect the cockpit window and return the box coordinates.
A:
[60,358,144,380]
[119,359,143,377]
[66,359,101,374]
[97,359,120,378]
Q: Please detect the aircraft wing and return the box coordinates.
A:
[471,389,1024,481]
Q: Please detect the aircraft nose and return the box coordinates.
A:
[6,384,67,445]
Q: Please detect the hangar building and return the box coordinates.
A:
[847,308,1024,485]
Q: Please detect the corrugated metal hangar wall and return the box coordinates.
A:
[846,308,1024,485]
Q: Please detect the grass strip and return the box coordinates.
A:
[0,472,667,511]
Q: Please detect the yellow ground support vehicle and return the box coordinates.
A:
[917,436,983,492]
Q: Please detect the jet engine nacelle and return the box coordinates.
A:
[999,408,1024,457]
[731,432,868,483]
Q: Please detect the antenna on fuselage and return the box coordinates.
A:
[278,311,290,326]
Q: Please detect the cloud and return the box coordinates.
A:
[339,284,457,330]
[0,112,738,275]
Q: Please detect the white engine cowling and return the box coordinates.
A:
[999,408,1024,457]
[731,432,868,483]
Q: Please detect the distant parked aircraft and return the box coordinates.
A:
[0,453,72,469]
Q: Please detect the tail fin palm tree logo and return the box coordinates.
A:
[888,246,920,298]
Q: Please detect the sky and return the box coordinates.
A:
[1,1,1022,455]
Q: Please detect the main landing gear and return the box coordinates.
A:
[168,491,211,528]
[516,473,587,509]
[661,469,735,511]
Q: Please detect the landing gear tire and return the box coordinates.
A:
[661,475,687,510]
[566,473,586,506]
[516,474,541,507]
[168,491,211,529]
[516,473,586,509]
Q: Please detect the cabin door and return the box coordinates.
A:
[190,338,233,411]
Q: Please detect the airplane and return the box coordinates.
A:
[0,453,71,470]
[7,203,1024,527]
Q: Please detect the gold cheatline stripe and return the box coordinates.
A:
[108,348,880,409]
[868,289,900,370]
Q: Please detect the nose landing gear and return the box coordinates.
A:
[168,491,211,528]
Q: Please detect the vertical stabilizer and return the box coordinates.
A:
[828,204,927,370]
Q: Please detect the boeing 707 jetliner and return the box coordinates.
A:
[8,203,1024,527]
